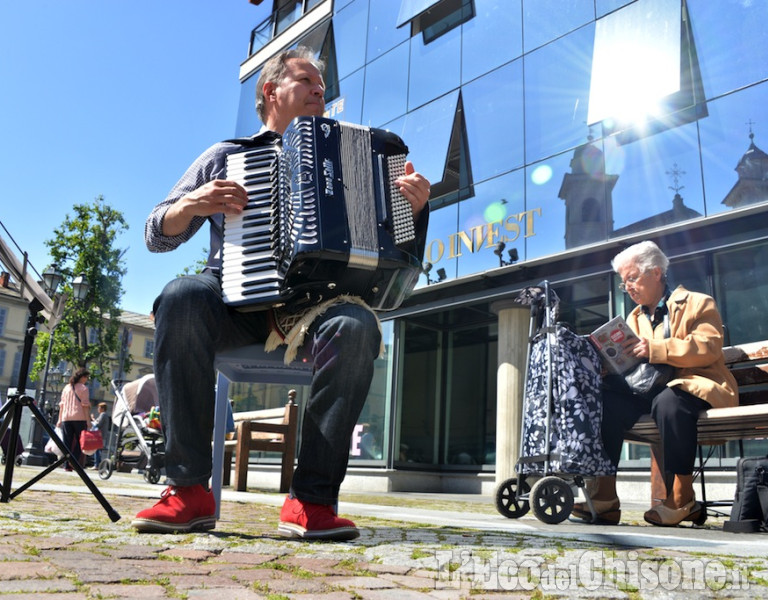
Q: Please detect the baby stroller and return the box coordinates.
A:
[495,281,615,524]
[98,375,165,484]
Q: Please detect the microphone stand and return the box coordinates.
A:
[0,298,120,522]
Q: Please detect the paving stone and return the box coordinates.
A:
[0,578,78,593]
[363,562,413,575]
[160,547,218,561]
[0,560,59,579]
[168,573,251,590]
[87,583,167,598]
[184,589,266,599]
[208,551,278,565]
[103,544,166,560]
[333,576,398,590]
[379,572,439,590]
[358,589,437,599]
[279,555,342,574]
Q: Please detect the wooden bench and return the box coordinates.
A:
[624,340,768,507]
[222,389,299,494]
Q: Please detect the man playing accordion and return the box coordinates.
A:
[134,47,430,540]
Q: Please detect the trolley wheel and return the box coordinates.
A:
[530,476,574,524]
[495,478,530,519]
[144,467,161,485]
[98,458,113,480]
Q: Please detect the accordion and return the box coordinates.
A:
[221,116,422,312]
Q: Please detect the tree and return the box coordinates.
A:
[33,196,129,386]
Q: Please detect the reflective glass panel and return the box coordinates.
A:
[669,255,709,297]
[349,320,394,462]
[392,91,459,186]
[699,81,768,218]
[328,69,365,124]
[397,0,442,27]
[408,19,461,110]
[596,0,634,18]
[461,0,522,84]
[397,320,441,465]
[368,0,410,62]
[523,0,594,53]
[420,202,460,287]
[687,0,768,100]
[604,120,704,232]
[332,0,369,81]
[445,322,497,466]
[524,24,595,164]
[236,71,260,136]
[715,242,768,345]
[463,59,524,183]
[588,0,681,127]
[362,43,410,127]
[523,151,572,260]
[455,170,526,278]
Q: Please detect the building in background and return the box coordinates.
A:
[231,0,768,494]
[0,271,155,421]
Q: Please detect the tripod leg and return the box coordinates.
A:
[6,398,120,522]
[0,397,22,503]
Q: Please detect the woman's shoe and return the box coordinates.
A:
[643,499,700,527]
[571,498,621,524]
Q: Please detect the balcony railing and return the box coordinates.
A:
[248,0,326,57]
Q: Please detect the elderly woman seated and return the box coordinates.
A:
[573,240,737,527]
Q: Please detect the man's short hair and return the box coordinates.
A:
[255,46,325,122]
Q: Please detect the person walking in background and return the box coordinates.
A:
[91,402,111,468]
[56,368,91,471]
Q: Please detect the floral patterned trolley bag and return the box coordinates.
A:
[516,284,615,477]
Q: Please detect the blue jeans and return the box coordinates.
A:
[153,271,380,505]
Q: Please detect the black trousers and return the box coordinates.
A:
[601,378,710,476]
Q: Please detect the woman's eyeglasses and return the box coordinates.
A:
[618,273,644,292]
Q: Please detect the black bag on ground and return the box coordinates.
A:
[723,455,768,533]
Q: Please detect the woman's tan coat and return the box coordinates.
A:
[626,286,738,409]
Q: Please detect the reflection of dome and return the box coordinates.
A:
[723,131,768,209]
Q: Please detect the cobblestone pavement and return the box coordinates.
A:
[1,465,767,599]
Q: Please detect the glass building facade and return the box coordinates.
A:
[233,0,768,485]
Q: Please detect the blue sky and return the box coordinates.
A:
[0,1,271,314]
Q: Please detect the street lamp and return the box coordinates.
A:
[21,270,90,466]
[71,274,90,302]
[41,264,64,297]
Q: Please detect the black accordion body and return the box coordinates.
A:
[221,116,422,311]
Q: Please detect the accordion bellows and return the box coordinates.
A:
[222,116,421,312]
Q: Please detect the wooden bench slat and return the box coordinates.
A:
[233,408,286,422]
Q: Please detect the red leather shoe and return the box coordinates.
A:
[131,485,216,533]
[278,496,359,541]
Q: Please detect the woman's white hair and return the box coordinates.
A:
[611,240,669,276]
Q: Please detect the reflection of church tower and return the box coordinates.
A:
[722,125,768,209]
[612,163,701,236]
[559,135,619,249]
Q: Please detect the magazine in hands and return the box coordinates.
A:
[588,315,642,374]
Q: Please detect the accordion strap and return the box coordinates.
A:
[266,295,385,365]
[223,131,282,147]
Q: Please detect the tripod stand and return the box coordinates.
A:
[0,298,120,522]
